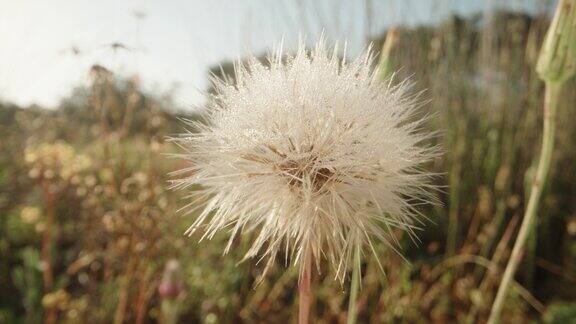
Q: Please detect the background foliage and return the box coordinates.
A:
[1,10,575,324]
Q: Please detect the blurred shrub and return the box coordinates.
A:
[542,302,576,323]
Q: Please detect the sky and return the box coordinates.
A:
[0,0,550,110]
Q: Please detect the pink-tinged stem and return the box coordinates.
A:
[298,252,312,324]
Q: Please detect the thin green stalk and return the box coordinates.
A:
[487,82,560,324]
[347,245,361,324]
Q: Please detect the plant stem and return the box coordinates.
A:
[487,82,561,324]
[40,181,57,324]
[298,251,312,324]
[446,147,462,256]
[347,245,361,324]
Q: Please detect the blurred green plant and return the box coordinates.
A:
[542,302,576,323]
[12,248,43,324]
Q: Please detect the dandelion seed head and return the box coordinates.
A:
[174,39,437,281]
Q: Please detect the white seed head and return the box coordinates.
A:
[173,40,437,281]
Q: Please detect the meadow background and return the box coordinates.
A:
[1,0,575,323]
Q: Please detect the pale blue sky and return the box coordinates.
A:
[0,0,549,110]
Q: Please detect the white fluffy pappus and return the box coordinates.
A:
[172,40,438,282]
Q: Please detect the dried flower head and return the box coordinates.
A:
[173,40,437,281]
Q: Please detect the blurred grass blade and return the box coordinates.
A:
[377,27,399,80]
